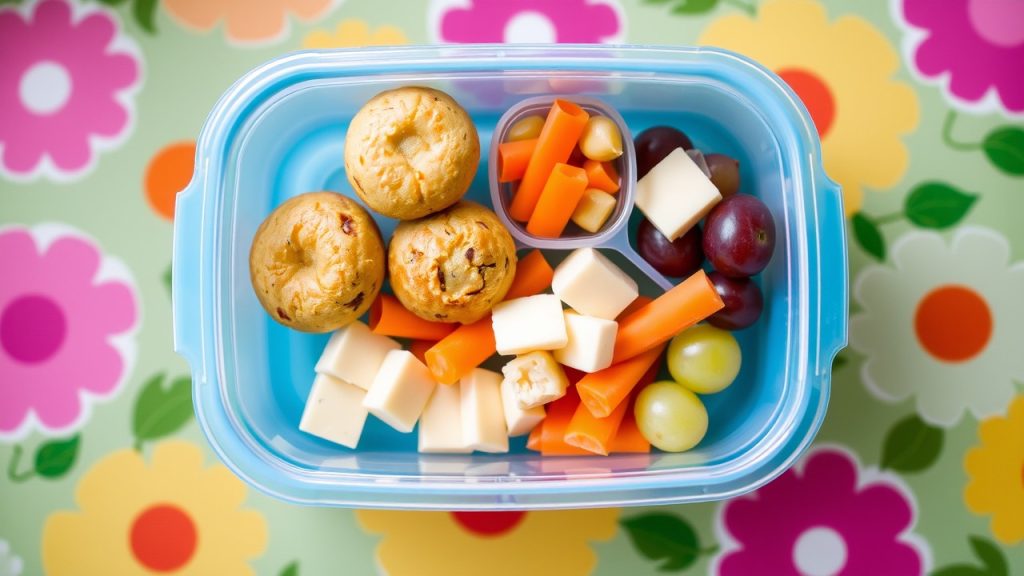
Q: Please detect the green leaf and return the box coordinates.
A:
[621,513,701,571]
[904,182,977,229]
[880,414,943,473]
[852,213,885,261]
[163,264,172,297]
[968,535,1007,576]
[97,0,130,5]
[132,0,158,34]
[34,435,81,479]
[671,0,718,14]
[982,126,1024,176]
[132,373,194,446]
[279,561,299,576]
[932,566,988,576]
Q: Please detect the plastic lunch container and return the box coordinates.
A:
[173,45,848,510]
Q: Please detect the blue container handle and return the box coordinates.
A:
[816,175,848,375]
[172,179,204,384]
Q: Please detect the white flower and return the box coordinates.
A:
[850,227,1024,426]
[0,540,23,576]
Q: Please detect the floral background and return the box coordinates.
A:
[1,0,1022,574]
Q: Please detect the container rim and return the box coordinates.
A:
[172,43,848,509]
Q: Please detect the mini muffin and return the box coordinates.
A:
[389,201,517,324]
[250,192,385,333]
[344,86,480,220]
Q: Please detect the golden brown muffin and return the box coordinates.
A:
[389,201,517,324]
[344,87,480,220]
[250,192,385,333]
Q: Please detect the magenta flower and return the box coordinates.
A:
[0,226,138,439]
[897,0,1024,115]
[433,0,624,44]
[0,0,141,180]
[714,448,931,576]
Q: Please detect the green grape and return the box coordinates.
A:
[667,324,741,394]
[634,381,708,452]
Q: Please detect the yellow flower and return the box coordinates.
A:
[42,441,267,575]
[357,508,619,575]
[303,19,408,48]
[699,0,919,215]
[964,395,1024,545]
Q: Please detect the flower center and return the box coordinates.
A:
[914,285,993,363]
[130,504,197,572]
[793,526,847,576]
[504,11,557,43]
[451,511,526,536]
[968,0,1024,47]
[777,68,836,138]
[1,294,67,364]
[19,61,72,115]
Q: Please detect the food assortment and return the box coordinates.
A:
[249,86,778,458]
[498,99,626,237]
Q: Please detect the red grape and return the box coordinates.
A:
[634,126,693,178]
[703,194,776,277]
[705,153,740,197]
[637,219,703,278]
[707,272,763,330]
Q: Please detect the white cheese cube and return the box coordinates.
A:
[314,321,401,390]
[553,311,618,373]
[635,147,721,241]
[500,374,545,436]
[501,351,569,409]
[299,373,368,448]
[363,350,437,433]
[491,294,568,356]
[551,248,638,320]
[460,369,509,453]
[418,381,471,453]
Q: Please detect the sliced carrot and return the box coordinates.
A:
[617,295,653,320]
[576,344,666,418]
[498,138,537,183]
[425,250,554,384]
[539,387,591,456]
[509,100,590,222]
[526,163,589,238]
[613,269,724,364]
[369,294,457,341]
[584,159,620,194]
[564,392,630,456]
[408,339,436,365]
[504,249,554,300]
[527,424,543,451]
[609,405,650,453]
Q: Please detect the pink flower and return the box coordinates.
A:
[896,0,1024,115]
[432,0,624,44]
[0,225,139,439]
[714,447,931,576]
[0,0,141,181]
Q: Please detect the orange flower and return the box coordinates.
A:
[164,0,337,44]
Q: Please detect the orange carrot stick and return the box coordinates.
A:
[613,270,724,364]
[504,249,553,300]
[498,138,537,183]
[408,339,436,365]
[584,159,620,194]
[617,295,653,320]
[609,407,650,453]
[577,344,666,418]
[564,392,630,455]
[425,250,554,384]
[509,100,590,222]
[539,387,591,456]
[369,294,457,340]
[527,425,542,451]
[526,163,589,238]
